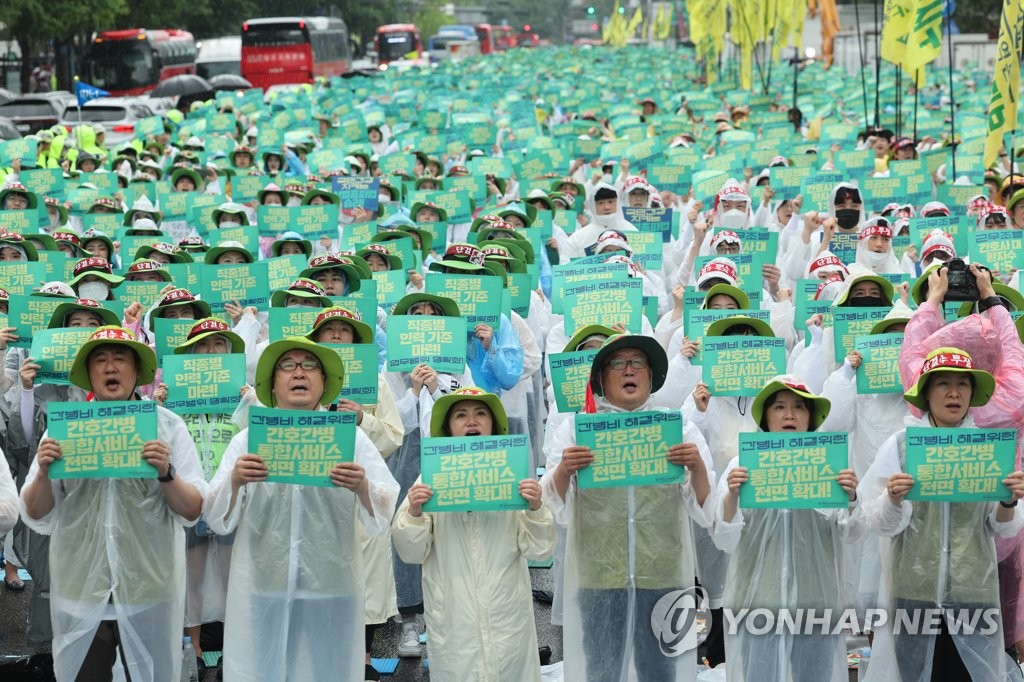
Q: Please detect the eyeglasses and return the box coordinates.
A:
[276,359,322,372]
[605,357,649,371]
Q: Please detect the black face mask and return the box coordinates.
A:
[846,296,887,308]
[835,209,861,230]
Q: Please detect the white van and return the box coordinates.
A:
[196,36,241,79]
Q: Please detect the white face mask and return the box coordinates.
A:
[719,209,747,230]
[859,247,892,271]
[287,197,302,207]
[378,193,392,205]
[78,281,109,300]
[592,212,617,228]
[218,220,242,228]
[601,174,613,184]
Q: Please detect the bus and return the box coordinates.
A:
[374,24,424,66]
[241,16,351,90]
[80,29,197,96]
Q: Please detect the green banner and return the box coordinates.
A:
[0,262,49,297]
[683,309,772,362]
[424,272,504,329]
[905,428,1017,503]
[385,314,467,374]
[855,333,904,394]
[739,432,850,508]
[695,253,763,289]
[725,229,779,262]
[256,204,338,241]
[575,411,685,489]
[325,343,379,404]
[799,172,844,213]
[8,295,122,347]
[153,317,201,361]
[163,353,246,414]
[266,254,308,290]
[563,277,644,336]
[968,229,1024,273]
[551,262,629,315]
[372,270,406,306]
[506,272,533,318]
[833,307,892,363]
[548,349,599,413]
[267,308,320,342]
[116,281,165,310]
[248,407,357,486]
[702,336,788,396]
[199,262,270,312]
[420,434,531,512]
[47,401,159,479]
[29,327,93,385]
[627,231,664,269]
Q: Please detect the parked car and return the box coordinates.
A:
[59,98,158,148]
[0,115,19,140]
[0,92,75,135]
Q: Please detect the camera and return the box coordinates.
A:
[942,258,981,302]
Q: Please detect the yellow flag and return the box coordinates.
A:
[903,0,944,85]
[985,0,1024,167]
[627,7,644,37]
[880,0,914,67]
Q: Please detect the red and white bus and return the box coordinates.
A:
[374,24,424,66]
[241,16,351,90]
[80,28,197,96]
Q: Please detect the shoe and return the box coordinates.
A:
[398,621,421,657]
[4,576,25,591]
[532,589,553,605]
[364,663,381,681]
[539,645,552,665]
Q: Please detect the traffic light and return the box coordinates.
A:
[587,6,595,14]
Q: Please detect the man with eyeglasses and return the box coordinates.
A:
[542,334,714,681]
[204,337,399,680]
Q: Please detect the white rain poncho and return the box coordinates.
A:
[204,422,399,681]
[542,398,716,682]
[861,414,1024,682]
[0,447,17,534]
[712,456,865,682]
[18,406,207,681]
[391,479,557,680]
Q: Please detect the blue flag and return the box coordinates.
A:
[74,80,109,107]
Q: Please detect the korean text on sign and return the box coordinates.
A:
[248,407,356,487]
[905,427,1017,503]
[47,401,159,479]
[575,411,685,488]
[420,434,531,512]
[738,432,850,509]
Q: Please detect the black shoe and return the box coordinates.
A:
[216,655,223,681]
[365,663,381,680]
[196,656,206,677]
[538,645,552,665]
[532,589,553,605]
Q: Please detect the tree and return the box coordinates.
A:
[951,0,1000,37]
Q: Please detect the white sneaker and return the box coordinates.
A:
[398,621,421,657]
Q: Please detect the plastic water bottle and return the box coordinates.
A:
[181,636,199,682]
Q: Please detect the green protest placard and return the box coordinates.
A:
[163,353,246,414]
[969,229,1024,273]
[267,308,321,342]
[739,432,850,508]
[551,262,631,316]
[199,262,270,312]
[413,189,473,224]
[563,278,644,335]
[372,270,406,306]
[47,401,159,479]
[548,349,598,413]
[7,294,62,346]
[691,170,729,203]
[702,336,788,396]
[833,307,894,363]
[647,165,689,195]
[627,231,663,269]
[323,343,378,404]
[153,317,203,361]
[155,191,189,220]
[726,229,779,262]
[0,261,49,297]
[936,183,986,209]
[861,176,907,213]
[800,172,844,213]
[905,428,1017,503]
[385,314,467,374]
[248,407,356,486]
[505,272,533,318]
[266,254,308,290]
[256,205,292,239]
[0,209,45,233]
[20,168,65,199]
[424,272,504,329]
[575,411,685,489]
[769,166,809,193]
[79,212,122,235]
[292,204,339,241]
[230,175,265,204]
[29,327,94,384]
[843,325,903,390]
[684,309,772,363]
[832,149,875,175]
[420,434,531,512]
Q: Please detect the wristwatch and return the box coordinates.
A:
[157,463,175,483]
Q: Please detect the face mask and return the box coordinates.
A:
[859,248,892,270]
[601,174,613,184]
[378,193,392,205]
[592,212,617,228]
[835,209,860,230]
[218,220,241,228]
[78,281,109,300]
[846,296,887,308]
[287,197,302,207]
[719,209,747,230]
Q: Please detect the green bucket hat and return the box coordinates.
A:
[69,326,157,391]
[903,347,996,410]
[204,240,256,265]
[588,333,668,397]
[498,202,537,227]
[480,243,526,274]
[410,201,448,223]
[148,288,213,331]
[271,232,313,258]
[563,324,618,353]
[702,284,751,310]
[393,292,460,317]
[135,242,193,264]
[299,255,364,293]
[705,315,774,338]
[371,226,433,260]
[169,166,204,191]
[751,375,832,430]
[21,232,59,253]
[427,242,489,274]
[869,300,914,335]
[356,243,402,271]
[834,272,895,307]
[550,177,585,199]
[301,188,339,205]
[125,258,173,282]
[429,387,509,437]
[47,298,122,329]
[270,277,332,308]
[43,196,68,225]
[0,231,39,261]
[255,337,345,407]
[955,281,1024,316]
[0,182,38,210]
[80,229,116,257]
[174,317,245,354]
[414,176,443,191]
[68,257,125,289]
[210,202,251,227]
[911,262,942,305]
[305,306,374,345]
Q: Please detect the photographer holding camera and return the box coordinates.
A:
[899,258,1024,660]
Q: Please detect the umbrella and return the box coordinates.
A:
[151,75,214,98]
[209,74,253,90]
